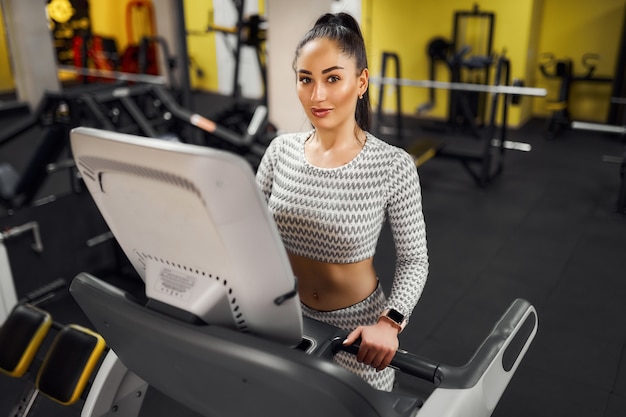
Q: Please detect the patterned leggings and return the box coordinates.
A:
[300,284,395,391]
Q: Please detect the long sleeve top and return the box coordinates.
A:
[255,131,428,320]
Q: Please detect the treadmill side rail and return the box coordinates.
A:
[418,300,538,417]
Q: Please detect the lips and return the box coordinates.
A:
[311,107,332,118]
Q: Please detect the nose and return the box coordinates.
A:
[311,82,326,103]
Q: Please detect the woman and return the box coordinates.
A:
[255,12,428,391]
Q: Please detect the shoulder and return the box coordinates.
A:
[365,133,416,170]
[263,131,310,165]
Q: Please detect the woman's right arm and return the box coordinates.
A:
[255,139,277,201]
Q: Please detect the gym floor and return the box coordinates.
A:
[393,116,626,417]
[1,91,625,417]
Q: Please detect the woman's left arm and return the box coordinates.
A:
[383,150,429,321]
[344,150,429,370]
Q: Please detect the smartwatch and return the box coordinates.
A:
[379,308,407,332]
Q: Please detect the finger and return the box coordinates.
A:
[371,355,385,370]
[377,352,394,371]
[356,343,371,363]
[372,352,394,371]
[360,347,380,366]
[343,328,362,346]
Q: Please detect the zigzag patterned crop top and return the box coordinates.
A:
[255,131,428,318]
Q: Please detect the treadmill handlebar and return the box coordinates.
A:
[335,298,536,389]
[334,337,440,384]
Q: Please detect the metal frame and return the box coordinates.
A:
[371,58,546,187]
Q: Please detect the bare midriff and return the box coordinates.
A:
[288,252,379,312]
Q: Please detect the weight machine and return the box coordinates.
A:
[188,0,268,105]
[188,0,275,148]
[0,78,271,212]
[539,52,613,139]
[0,88,82,211]
[374,52,545,187]
[418,5,496,137]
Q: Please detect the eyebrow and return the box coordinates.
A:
[297,65,345,75]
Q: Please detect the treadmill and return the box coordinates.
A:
[68,127,537,417]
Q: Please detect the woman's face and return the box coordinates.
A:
[295,38,368,132]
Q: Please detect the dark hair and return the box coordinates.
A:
[293,13,371,131]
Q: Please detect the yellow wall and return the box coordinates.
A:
[361,0,541,128]
[183,0,218,91]
[0,6,15,93]
[533,0,624,122]
[361,0,624,127]
[89,0,128,43]
[89,0,219,91]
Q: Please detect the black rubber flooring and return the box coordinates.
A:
[386,118,626,417]
[1,92,625,416]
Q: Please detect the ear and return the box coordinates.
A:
[358,68,369,96]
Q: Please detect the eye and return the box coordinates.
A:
[328,75,340,83]
[299,77,311,84]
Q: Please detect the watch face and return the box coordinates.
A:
[387,309,404,323]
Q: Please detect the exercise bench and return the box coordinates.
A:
[0,303,106,416]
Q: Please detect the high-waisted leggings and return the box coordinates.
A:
[300,284,395,391]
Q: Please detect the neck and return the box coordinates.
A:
[312,123,365,150]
